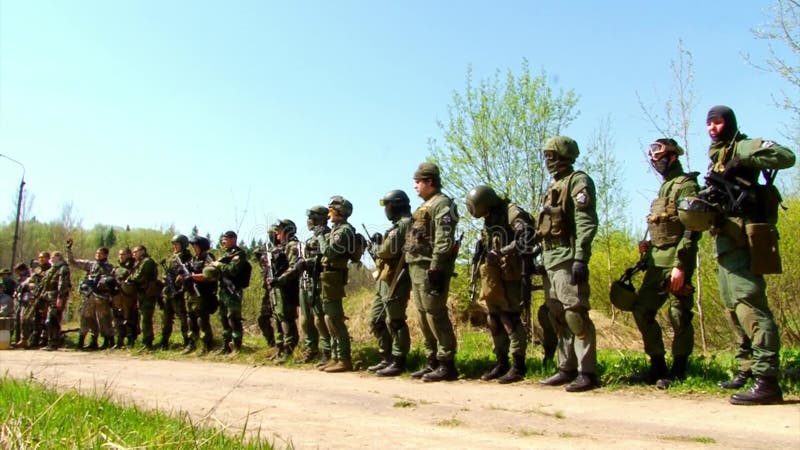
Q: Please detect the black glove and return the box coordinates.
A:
[485,250,501,266]
[65,238,73,249]
[571,260,589,285]
[425,269,445,296]
[723,156,742,178]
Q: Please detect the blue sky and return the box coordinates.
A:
[1,1,797,246]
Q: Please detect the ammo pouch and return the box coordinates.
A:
[145,280,163,298]
[753,184,782,224]
[320,270,346,300]
[500,255,522,281]
[536,206,566,239]
[479,263,506,304]
[746,222,782,275]
[647,197,683,248]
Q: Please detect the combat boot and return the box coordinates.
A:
[565,372,599,392]
[126,335,136,348]
[315,351,332,368]
[367,356,391,373]
[112,335,126,350]
[377,356,406,377]
[481,355,509,381]
[324,359,353,373]
[318,358,339,371]
[628,354,668,385]
[297,348,319,364]
[539,370,578,386]
[77,333,86,350]
[719,370,752,389]
[730,376,783,406]
[410,355,439,379]
[215,341,232,355]
[229,338,243,356]
[181,341,196,355]
[422,359,458,382]
[497,355,526,384]
[656,354,689,390]
[85,335,99,351]
[157,337,170,351]
[101,335,114,350]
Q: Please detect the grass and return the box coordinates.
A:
[659,435,717,444]
[0,377,276,449]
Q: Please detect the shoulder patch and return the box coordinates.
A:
[761,140,776,148]
[573,188,591,209]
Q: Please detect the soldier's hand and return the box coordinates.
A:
[570,260,589,285]
[66,238,73,249]
[669,266,686,294]
[485,250,501,266]
[638,240,651,254]
[425,269,445,296]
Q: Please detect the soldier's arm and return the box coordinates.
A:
[66,247,93,272]
[431,201,458,271]
[279,243,302,281]
[57,267,71,300]
[218,250,245,279]
[673,179,701,271]
[376,222,406,261]
[571,174,598,262]
[322,227,352,258]
[737,139,796,170]
[504,212,536,257]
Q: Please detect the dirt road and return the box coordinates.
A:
[2,351,798,449]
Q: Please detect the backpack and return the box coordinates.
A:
[234,258,253,289]
[350,232,368,264]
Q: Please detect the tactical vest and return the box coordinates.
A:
[322,222,354,271]
[647,174,695,248]
[88,260,116,297]
[536,172,580,246]
[190,254,218,300]
[377,216,410,282]
[405,203,433,256]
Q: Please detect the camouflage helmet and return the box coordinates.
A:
[328,195,353,218]
[274,219,297,236]
[171,234,189,249]
[543,136,580,162]
[189,235,211,251]
[677,197,719,232]
[466,185,501,218]
[609,279,637,311]
[306,205,328,219]
[202,265,220,282]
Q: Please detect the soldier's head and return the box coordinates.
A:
[306,205,329,229]
[648,138,684,175]
[413,162,441,199]
[466,185,501,219]
[221,230,238,250]
[13,262,29,278]
[274,219,297,242]
[706,105,738,143]
[543,136,579,175]
[50,251,64,264]
[327,195,353,224]
[37,252,51,269]
[189,236,211,255]
[171,234,189,252]
[94,247,109,262]
[132,246,148,261]
[118,247,132,264]
[380,189,411,222]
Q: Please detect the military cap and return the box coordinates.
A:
[413,162,441,180]
[13,263,28,272]
[222,230,237,239]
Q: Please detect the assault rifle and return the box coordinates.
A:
[520,244,543,340]
[469,237,485,303]
[698,170,755,217]
[172,256,202,298]
[262,242,277,309]
[361,224,380,264]
[159,259,178,299]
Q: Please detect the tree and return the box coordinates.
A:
[428,59,580,217]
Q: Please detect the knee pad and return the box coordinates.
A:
[668,306,693,327]
[370,321,387,336]
[564,310,587,337]
[487,314,501,335]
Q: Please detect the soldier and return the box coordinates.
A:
[184,235,219,355]
[41,252,71,350]
[254,227,277,348]
[212,230,251,355]
[298,206,333,365]
[67,240,117,350]
[317,196,356,373]
[466,185,537,384]
[268,219,302,362]
[14,253,50,348]
[1,268,16,303]
[628,139,700,389]
[536,136,599,393]
[10,263,31,345]
[126,245,160,351]
[0,282,11,318]
[698,105,795,405]
[367,190,413,377]
[113,247,138,348]
[404,162,460,382]
[159,234,192,350]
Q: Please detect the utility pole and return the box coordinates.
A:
[0,154,25,270]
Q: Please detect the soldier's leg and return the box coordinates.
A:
[228,295,244,350]
[176,294,190,345]
[717,256,753,374]
[323,298,350,361]
[669,293,695,360]
[536,303,557,364]
[160,294,176,347]
[503,281,527,360]
[386,281,411,358]
[45,302,62,349]
[217,300,232,349]
[633,266,670,357]
[185,301,200,350]
[298,288,316,353]
[258,293,276,346]
[423,274,457,361]
[544,273,577,373]
[284,305,299,354]
[139,299,155,348]
[369,283,391,364]
[312,291,332,356]
[409,265,437,360]
[94,297,114,348]
[199,311,214,353]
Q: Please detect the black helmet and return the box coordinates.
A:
[274,219,297,237]
[171,234,189,249]
[328,195,353,218]
[466,185,501,218]
[677,197,719,232]
[189,235,211,251]
[380,189,411,221]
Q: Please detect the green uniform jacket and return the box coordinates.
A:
[376,215,412,282]
[404,192,459,272]
[129,256,158,297]
[537,170,598,269]
[217,246,248,292]
[709,137,796,256]
[42,260,71,301]
[320,221,355,270]
[646,164,700,272]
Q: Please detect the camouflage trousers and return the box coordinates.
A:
[161,293,189,344]
[80,294,114,338]
[633,265,694,358]
[369,278,411,358]
[187,296,213,348]
[219,290,243,344]
[299,279,331,355]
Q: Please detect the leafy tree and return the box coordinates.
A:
[105,227,117,248]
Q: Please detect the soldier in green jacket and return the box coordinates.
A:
[269,219,302,363]
[366,190,413,377]
[536,136,599,393]
[298,206,333,366]
[212,230,249,355]
[67,241,116,350]
[159,234,192,350]
[126,245,159,351]
[184,235,219,355]
[405,162,460,382]
[13,253,49,349]
[317,196,356,373]
[113,247,138,348]
[41,252,71,350]
[467,185,537,384]
[630,139,700,389]
[702,105,795,405]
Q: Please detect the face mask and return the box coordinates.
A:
[651,157,671,175]
[544,152,569,174]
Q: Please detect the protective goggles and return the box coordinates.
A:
[648,142,670,160]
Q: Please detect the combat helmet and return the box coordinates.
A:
[677,197,719,231]
[609,278,637,311]
[466,185,501,218]
[380,189,411,221]
[543,136,580,161]
[274,219,297,237]
[328,195,353,218]
[171,234,189,249]
[189,235,211,251]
